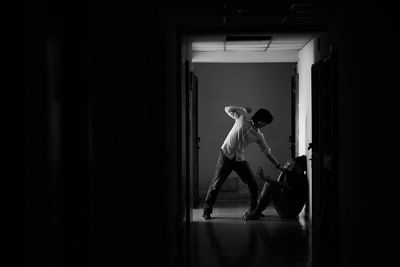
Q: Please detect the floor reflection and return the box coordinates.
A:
[190,200,311,267]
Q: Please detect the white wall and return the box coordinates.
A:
[297,39,316,218]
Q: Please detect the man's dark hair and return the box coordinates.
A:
[251,108,273,124]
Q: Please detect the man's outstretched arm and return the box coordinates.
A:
[257,136,286,172]
[224,106,251,119]
[266,153,286,172]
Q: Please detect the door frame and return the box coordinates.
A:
[176,24,321,226]
[311,51,338,266]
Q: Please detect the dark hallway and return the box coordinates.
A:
[24,2,399,267]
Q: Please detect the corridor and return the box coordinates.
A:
[189,200,311,267]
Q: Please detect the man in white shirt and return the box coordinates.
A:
[202,106,286,220]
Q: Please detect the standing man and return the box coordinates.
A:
[202,106,285,220]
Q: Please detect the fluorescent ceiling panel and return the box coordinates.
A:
[225,47,267,51]
[225,41,270,51]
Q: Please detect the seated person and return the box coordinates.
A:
[244,155,308,220]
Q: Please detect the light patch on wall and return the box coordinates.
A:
[297,38,315,219]
[298,40,315,156]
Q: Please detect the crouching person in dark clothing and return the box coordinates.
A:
[244,155,308,220]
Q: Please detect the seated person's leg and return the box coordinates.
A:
[244,182,279,220]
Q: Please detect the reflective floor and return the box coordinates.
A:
[189,200,311,267]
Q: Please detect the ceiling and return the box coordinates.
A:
[191,33,315,63]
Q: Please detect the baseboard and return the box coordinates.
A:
[198,191,251,201]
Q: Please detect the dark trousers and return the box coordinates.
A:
[203,151,258,215]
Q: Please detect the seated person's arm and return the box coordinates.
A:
[256,167,292,190]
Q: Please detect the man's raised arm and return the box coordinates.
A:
[224,106,251,119]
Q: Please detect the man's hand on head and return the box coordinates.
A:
[244,107,252,113]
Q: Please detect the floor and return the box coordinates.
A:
[189,199,311,267]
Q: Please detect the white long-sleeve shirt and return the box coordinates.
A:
[221,106,272,161]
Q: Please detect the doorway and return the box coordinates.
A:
[183,33,316,220]
[193,63,294,215]
[178,31,318,267]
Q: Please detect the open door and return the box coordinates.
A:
[311,51,338,266]
[291,63,299,159]
[176,36,193,267]
[190,71,200,208]
[311,59,322,234]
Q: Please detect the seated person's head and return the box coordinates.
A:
[293,155,307,174]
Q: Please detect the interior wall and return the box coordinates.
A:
[194,63,293,196]
[316,4,398,266]
[25,3,172,267]
[25,3,399,267]
[164,20,179,267]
